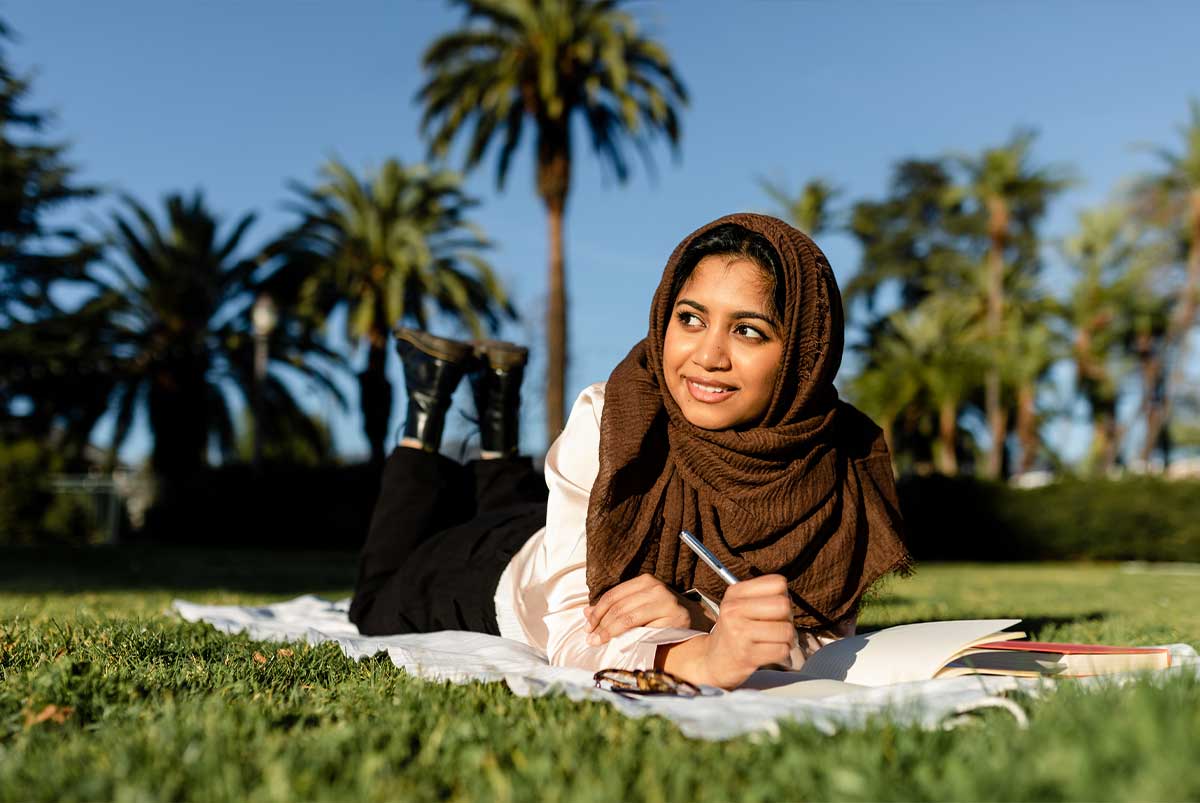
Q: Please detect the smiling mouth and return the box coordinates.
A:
[685,378,738,403]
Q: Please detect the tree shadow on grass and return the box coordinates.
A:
[0,545,357,595]
[858,612,1108,638]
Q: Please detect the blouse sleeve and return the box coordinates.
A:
[530,383,705,671]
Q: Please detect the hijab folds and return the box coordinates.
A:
[584,213,911,629]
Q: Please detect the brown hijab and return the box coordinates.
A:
[584,213,911,629]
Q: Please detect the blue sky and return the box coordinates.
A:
[8,0,1200,461]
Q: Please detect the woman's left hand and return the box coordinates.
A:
[583,574,714,645]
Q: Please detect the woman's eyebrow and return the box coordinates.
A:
[676,298,778,330]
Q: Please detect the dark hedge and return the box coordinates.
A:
[898,474,1200,562]
[139,462,380,550]
[18,455,1200,562]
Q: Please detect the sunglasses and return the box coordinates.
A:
[593,668,702,697]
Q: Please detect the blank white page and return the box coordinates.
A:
[798,619,1022,686]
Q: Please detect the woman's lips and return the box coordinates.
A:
[685,378,737,404]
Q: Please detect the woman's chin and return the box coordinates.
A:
[669,386,757,430]
[678,405,740,431]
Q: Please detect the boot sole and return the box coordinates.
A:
[394,327,476,365]
[474,339,529,371]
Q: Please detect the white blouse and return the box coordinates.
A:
[492,382,854,672]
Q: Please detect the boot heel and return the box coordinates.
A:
[394,327,477,452]
[470,341,529,456]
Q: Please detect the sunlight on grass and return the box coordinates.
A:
[1,549,1198,802]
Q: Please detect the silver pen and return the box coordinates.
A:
[679,530,741,585]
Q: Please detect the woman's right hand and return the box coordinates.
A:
[696,574,795,689]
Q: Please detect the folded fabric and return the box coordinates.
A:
[172,595,1199,741]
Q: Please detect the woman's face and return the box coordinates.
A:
[662,255,784,430]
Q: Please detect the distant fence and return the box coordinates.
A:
[47,471,152,545]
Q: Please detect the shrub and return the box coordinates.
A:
[0,440,58,545]
[140,462,380,550]
[0,439,101,545]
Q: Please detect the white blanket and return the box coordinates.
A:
[173,595,1199,741]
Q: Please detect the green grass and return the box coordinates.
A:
[2,547,1198,802]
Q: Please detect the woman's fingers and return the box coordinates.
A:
[720,594,792,623]
[739,620,796,644]
[723,573,788,600]
[588,594,663,643]
[584,575,654,629]
[588,588,685,644]
[749,641,794,667]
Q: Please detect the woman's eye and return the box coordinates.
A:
[734,324,767,341]
[676,311,703,328]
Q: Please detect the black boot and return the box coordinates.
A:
[394,327,477,452]
[469,340,528,456]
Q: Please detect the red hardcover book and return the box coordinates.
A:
[945,640,1172,677]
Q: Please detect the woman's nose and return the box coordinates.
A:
[694,330,731,371]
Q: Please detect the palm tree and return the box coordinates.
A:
[1131,98,1200,466]
[848,293,985,476]
[86,192,343,479]
[269,159,512,465]
[845,337,920,471]
[761,177,841,238]
[1002,312,1059,476]
[893,296,985,475]
[418,0,688,441]
[1057,205,1169,473]
[951,130,1073,479]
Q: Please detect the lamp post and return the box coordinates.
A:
[251,293,278,471]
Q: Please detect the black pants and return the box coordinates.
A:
[349,447,548,636]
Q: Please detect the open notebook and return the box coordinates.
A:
[741,619,1173,698]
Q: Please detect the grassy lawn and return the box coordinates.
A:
[1,546,1198,802]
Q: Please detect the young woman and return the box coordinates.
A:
[349,213,910,690]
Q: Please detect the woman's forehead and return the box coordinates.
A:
[676,255,774,307]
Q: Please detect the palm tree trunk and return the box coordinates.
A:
[1090,401,1118,475]
[546,198,568,444]
[1016,381,1037,474]
[148,355,210,538]
[149,357,209,480]
[936,401,958,476]
[360,324,393,467]
[878,414,901,477]
[880,415,896,458]
[1136,332,1165,468]
[984,196,1009,480]
[537,125,571,445]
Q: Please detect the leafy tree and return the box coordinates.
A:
[84,192,344,479]
[0,20,97,326]
[418,0,688,441]
[1130,98,1200,466]
[846,159,982,317]
[949,129,1073,479]
[268,159,511,465]
[761,177,841,238]
[0,303,119,463]
[235,408,335,467]
[0,19,100,443]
